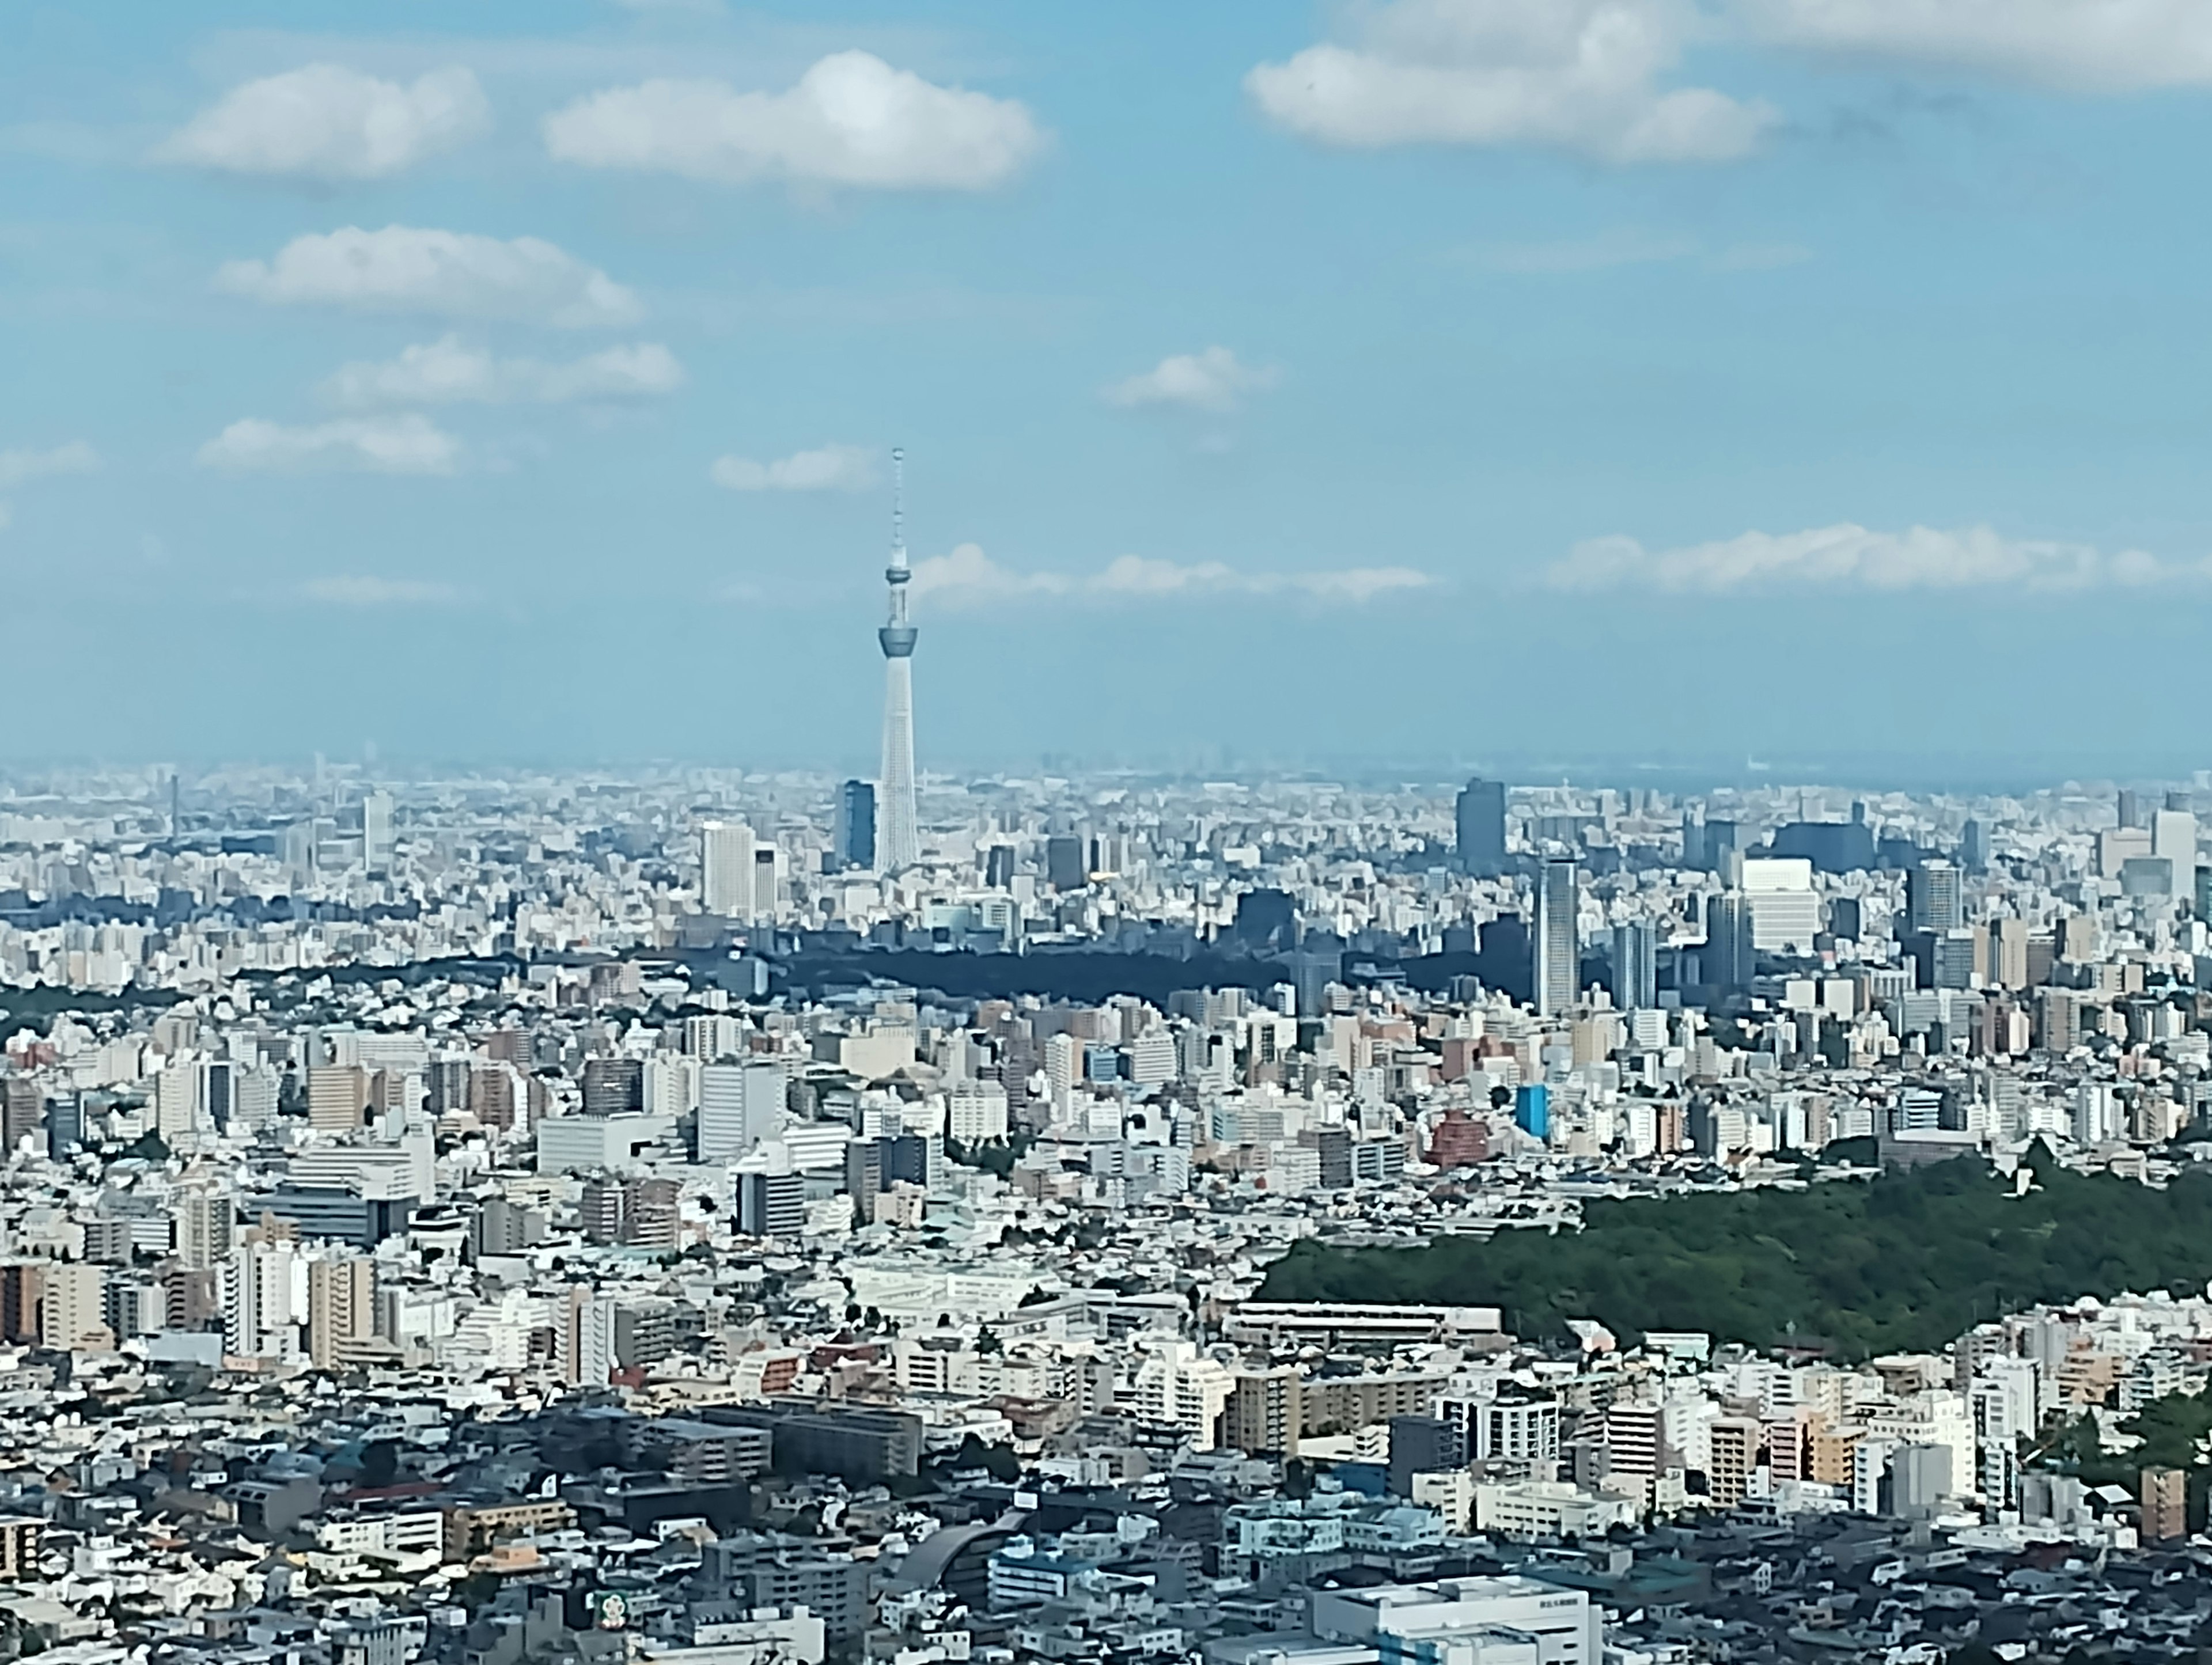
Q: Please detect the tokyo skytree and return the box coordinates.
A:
[875,447,920,872]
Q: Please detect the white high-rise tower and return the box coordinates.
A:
[876,446,921,873]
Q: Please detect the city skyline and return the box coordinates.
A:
[10,4,2212,763]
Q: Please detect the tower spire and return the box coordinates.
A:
[876,445,920,872]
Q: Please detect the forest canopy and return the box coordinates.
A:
[1256,1149,2212,1359]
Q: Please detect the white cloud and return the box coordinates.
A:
[153,63,489,181]
[542,52,1044,190]
[323,335,683,408]
[1247,0,1775,164]
[1738,0,2212,92]
[215,225,642,328]
[710,443,877,491]
[910,544,1434,606]
[1543,522,2211,593]
[1104,347,1278,413]
[196,414,463,476]
[1475,229,1700,272]
[0,441,97,488]
[302,576,463,606]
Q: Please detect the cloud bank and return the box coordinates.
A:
[1544,522,2210,592]
[1738,0,2212,92]
[198,415,463,476]
[0,442,98,489]
[323,336,683,407]
[216,226,642,328]
[1104,347,1278,413]
[1248,0,1775,164]
[154,64,489,180]
[710,443,877,492]
[910,545,1434,606]
[544,52,1044,190]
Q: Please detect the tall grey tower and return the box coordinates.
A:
[876,446,921,873]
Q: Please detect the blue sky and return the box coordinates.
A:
[5,0,2212,777]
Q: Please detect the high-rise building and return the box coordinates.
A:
[737,1171,805,1239]
[362,790,395,874]
[698,1060,784,1163]
[1743,856,1821,955]
[581,1057,643,1117]
[308,1254,375,1370]
[876,447,921,873]
[1703,893,1754,990]
[1534,859,1578,1018]
[1045,836,1085,891]
[836,779,876,871]
[2142,1466,2188,1543]
[307,1064,369,1133]
[0,1078,43,1156]
[176,1185,234,1270]
[1612,921,1657,1011]
[701,820,755,920]
[2153,807,2196,867]
[1907,861,1963,935]
[1959,818,1988,873]
[1455,778,1507,875]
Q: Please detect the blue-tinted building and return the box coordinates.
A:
[1514,1084,1550,1140]
[836,779,876,870]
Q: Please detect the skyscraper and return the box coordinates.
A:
[362,789,395,874]
[1907,860,1963,935]
[1535,858,1578,1018]
[1612,921,1657,1011]
[1456,777,1506,875]
[701,820,755,919]
[876,447,921,873]
[836,779,876,870]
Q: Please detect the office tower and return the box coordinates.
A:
[1987,917,2029,990]
[2142,1467,2188,1543]
[700,820,755,919]
[1907,861,1963,934]
[1612,922,1657,1011]
[845,1139,885,1223]
[40,1263,107,1351]
[1703,893,1753,990]
[562,1287,617,1387]
[46,1093,82,1160]
[984,844,1016,889]
[836,779,876,870]
[1045,835,1085,891]
[1534,859,1578,1018]
[1455,777,1508,875]
[202,1060,233,1132]
[1743,857,1820,954]
[1959,818,1988,873]
[362,789,395,874]
[875,447,921,873]
[698,1060,784,1162]
[2118,788,2142,830]
[0,1078,43,1156]
[581,1057,643,1117]
[176,1185,234,1270]
[308,1254,375,1369]
[307,1064,369,1133]
[737,1171,805,1238]
[2153,807,2196,867]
